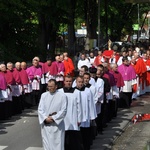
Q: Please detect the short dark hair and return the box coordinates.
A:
[48,79,57,85]
[64,75,73,80]
[97,64,104,70]
[76,75,83,81]
[81,65,89,72]
[89,67,97,73]
[83,72,91,78]
[122,56,128,62]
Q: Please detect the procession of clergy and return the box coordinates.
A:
[0,41,150,150]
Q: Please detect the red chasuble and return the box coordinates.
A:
[103,50,114,63]
[132,58,147,90]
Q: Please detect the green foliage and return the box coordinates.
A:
[0,0,149,62]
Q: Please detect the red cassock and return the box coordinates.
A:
[132,58,147,90]
[63,57,75,76]
[43,62,58,76]
[0,70,15,85]
[115,54,120,63]
[94,55,103,66]
[145,59,150,86]
[13,68,22,85]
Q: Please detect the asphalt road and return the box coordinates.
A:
[0,105,133,150]
[0,107,43,150]
[1,93,150,150]
[112,93,150,150]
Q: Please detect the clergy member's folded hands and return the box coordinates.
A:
[77,122,81,126]
[44,116,54,124]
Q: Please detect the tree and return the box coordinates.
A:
[0,0,38,62]
[67,0,77,56]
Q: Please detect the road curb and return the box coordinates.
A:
[91,109,135,150]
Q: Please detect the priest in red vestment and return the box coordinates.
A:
[94,50,104,67]
[131,52,147,96]
[63,52,75,77]
[102,40,114,63]
[142,52,150,92]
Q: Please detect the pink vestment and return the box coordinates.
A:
[26,65,42,90]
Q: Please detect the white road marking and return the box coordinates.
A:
[0,146,43,150]
[0,146,8,150]
[25,147,44,150]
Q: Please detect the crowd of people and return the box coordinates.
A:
[0,40,150,150]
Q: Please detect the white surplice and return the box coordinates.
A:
[59,88,82,131]
[87,84,98,118]
[45,72,56,84]
[122,79,137,92]
[38,91,68,150]
[80,87,97,127]
[77,59,91,70]
[117,56,131,66]
[0,90,8,102]
[95,78,104,114]
[107,85,119,100]
[11,85,22,97]
[32,75,41,90]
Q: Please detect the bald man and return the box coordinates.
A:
[20,61,32,108]
[21,62,27,70]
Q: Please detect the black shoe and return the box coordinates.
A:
[103,124,108,128]
[98,131,103,135]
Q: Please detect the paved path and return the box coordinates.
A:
[91,109,134,150]
[0,108,43,150]
[112,93,150,150]
[1,94,150,150]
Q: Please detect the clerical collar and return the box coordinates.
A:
[81,59,85,61]
[34,65,40,68]
[49,91,56,95]
[63,87,75,93]
[123,64,129,67]
[3,71,7,73]
[114,71,119,74]
[85,83,91,88]
[75,86,85,91]
[9,70,13,72]
[95,76,98,82]
[16,68,21,71]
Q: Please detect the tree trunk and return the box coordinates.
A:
[85,0,98,50]
[38,14,56,61]
[67,0,76,56]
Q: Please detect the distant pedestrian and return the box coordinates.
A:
[77,53,91,70]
